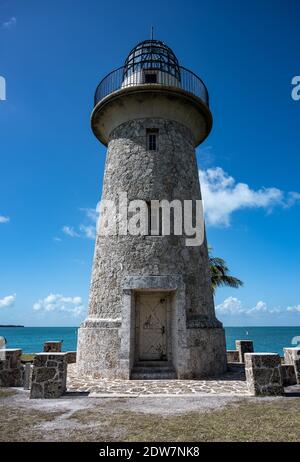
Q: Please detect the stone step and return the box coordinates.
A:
[131,370,177,380]
[227,362,245,373]
[132,366,175,374]
[131,363,177,380]
[135,361,173,368]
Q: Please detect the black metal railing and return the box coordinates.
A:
[94,66,209,107]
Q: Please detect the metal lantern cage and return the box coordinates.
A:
[94,39,209,107]
[123,39,181,81]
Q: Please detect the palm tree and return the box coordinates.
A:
[209,248,243,294]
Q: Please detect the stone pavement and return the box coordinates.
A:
[67,364,250,397]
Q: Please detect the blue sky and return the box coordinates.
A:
[0,0,300,326]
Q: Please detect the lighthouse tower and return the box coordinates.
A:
[77,39,227,379]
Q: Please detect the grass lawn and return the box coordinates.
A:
[0,389,17,399]
[68,398,300,442]
[0,389,300,442]
[21,354,34,361]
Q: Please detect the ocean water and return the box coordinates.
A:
[0,327,78,354]
[225,326,300,355]
[0,326,300,356]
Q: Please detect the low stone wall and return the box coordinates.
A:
[66,351,77,364]
[30,353,67,399]
[43,341,62,353]
[236,340,254,363]
[245,353,284,396]
[0,349,24,387]
[227,350,239,363]
[284,348,300,384]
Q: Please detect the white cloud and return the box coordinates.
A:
[287,305,300,313]
[79,207,99,223]
[216,297,288,317]
[0,294,16,309]
[247,300,268,313]
[62,204,99,240]
[2,16,16,29]
[79,224,96,239]
[285,192,300,207]
[62,226,79,238]
[199,167,300,227]
[33,293,84,317]
[0,215,10,224]
[215,296,244,315]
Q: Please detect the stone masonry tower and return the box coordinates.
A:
[77,39,227,379]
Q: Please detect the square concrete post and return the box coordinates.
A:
[30,353,67,399]
[23,363,33,390]
[284,348,300,384]
[0,349,23,387]
[245,353,284,396]
[43,341,62,353]
[236,340,254,363]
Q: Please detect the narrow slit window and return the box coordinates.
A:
[147,129,158,151]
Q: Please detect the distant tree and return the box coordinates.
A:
[209,247,243,294]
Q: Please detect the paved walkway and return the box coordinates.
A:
[67,365,250,397]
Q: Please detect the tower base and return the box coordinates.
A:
[77,321,227,379]
[77,276,227,380]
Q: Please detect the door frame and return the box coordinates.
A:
[134,291,172,363]
[119,275,186,379]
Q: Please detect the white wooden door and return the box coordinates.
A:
[137,293,168,361]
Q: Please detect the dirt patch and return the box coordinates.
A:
[0,402,64,442]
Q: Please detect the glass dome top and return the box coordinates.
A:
[123,39,181,81]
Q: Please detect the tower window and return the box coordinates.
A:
[144,73,157,84]
[147,129,158,151]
